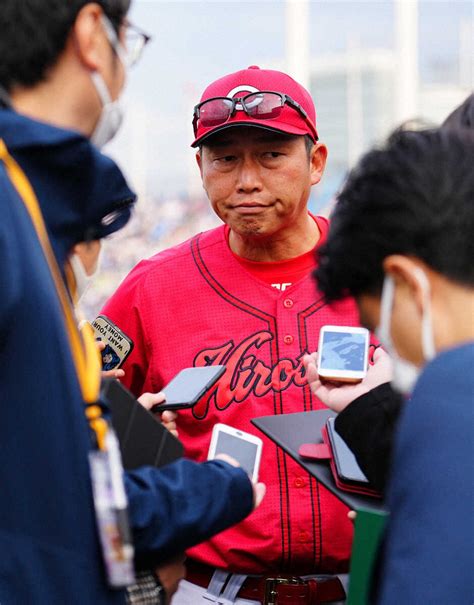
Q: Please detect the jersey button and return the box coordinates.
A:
[298,531,309,543]
[283,334,294,345]
[283,298,294,308]
[294,477,305,488]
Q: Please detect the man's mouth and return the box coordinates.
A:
[231,202,272,214]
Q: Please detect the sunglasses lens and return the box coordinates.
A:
[199,98,233,127]
[245,92,284,119]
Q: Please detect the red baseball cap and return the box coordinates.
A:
[191,65,318,147]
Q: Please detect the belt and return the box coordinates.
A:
[185,560,346,604]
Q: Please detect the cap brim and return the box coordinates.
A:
[191,120,315,148]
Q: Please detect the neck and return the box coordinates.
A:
[433,283,474,352]
[10,60,98,137]
[229,213,320,262]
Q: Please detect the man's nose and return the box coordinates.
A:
[236,157,263,193]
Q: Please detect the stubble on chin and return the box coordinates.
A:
[232,216,267,238]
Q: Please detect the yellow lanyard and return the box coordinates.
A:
[0,139,107,447]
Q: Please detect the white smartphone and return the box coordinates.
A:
[317,325,370,383]
[208,423,263,482]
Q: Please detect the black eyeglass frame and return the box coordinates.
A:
[192,91,315,138]
[124,21,152,46]
[122,20,152,67]
[104,15,152,68]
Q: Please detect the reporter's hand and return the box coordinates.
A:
[95,339,126,379]
[138,392,179,438]
[101,368,125,379]
[303,347,393,413]
[155,554,186,604]
[214,453,266,510]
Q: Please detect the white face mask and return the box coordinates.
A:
[90,17,126,148]
[90,71,124,148]
[376,270,436,396]
[69,249,102,303]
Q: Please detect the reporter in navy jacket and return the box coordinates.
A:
[0,2,261,603]
[314,127,474,604]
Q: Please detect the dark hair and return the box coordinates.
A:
[304,134,315,158]
[314,128,474,302]
[0,0,130,92]
[442,93,474,131]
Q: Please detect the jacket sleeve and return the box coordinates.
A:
[334,383,403,494]
[124,458,254,566]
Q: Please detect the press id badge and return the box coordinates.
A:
[89,428,135,588]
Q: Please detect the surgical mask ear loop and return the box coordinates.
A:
[377,275,395,348]
[376,274,420,396]
[89,17,126,147]
[413,267,436,361]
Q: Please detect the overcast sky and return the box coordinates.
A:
[106,0,473,197]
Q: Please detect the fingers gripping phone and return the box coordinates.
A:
[92,315,133,371]
[152,366,226,412]
[317,325,370,383]
[208,423,263,482]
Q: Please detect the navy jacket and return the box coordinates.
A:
[0,109,253,604]
[377,343,474,604]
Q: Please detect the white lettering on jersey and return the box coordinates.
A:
[271,282,292,291]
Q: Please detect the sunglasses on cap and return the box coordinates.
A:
[192,91,316,138]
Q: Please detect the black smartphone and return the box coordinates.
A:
[326,417,369,486]
[152,365,226,412]
[92,315,134,371]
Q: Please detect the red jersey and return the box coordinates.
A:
[102,216,358,574]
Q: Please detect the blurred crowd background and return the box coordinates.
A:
[81,0,473,319]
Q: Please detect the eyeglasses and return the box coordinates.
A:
[102,16,152,68]
[193,91,314,137]
[123,21,152,67]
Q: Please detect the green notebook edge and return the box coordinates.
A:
[347,507,389,605]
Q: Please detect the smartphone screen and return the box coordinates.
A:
[212,431,259,479]
[319,330,368,372]
[156,366,225,410]
[326,418,369,484]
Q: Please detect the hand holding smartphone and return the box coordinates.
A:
[317,325,370,383]
[92,315,134,371]
[151,366,225,413]
[208,423,263,482]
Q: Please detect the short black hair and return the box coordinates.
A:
[304,134,315,158]
[442,93,474,131]
[0,0,130,92]
[314,128,474,302]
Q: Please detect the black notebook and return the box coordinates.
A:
[252,410,385,512]
[101,378,183,470]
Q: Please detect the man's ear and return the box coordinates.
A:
[310,143,328,186]
[70,3,106,72]
[195,150,203,178]
[383,255,432,314]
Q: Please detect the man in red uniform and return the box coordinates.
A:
[103,66,360,604]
